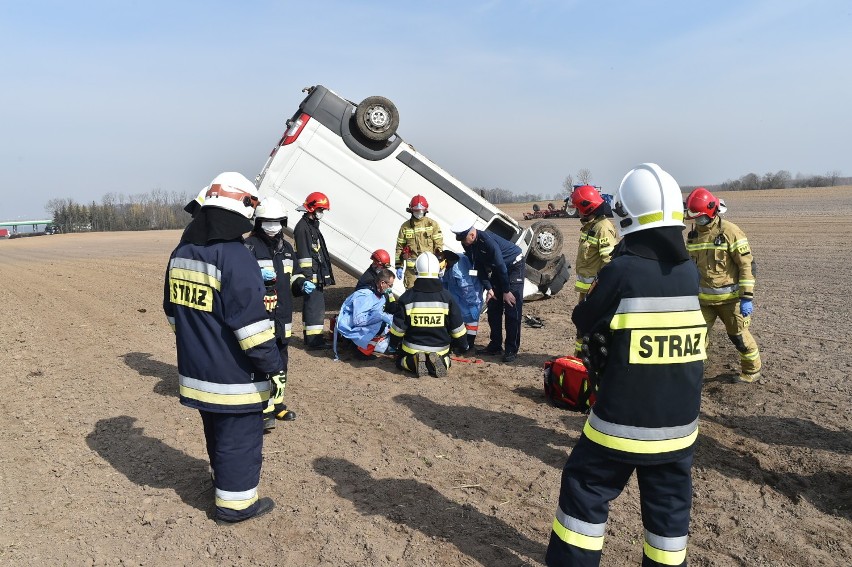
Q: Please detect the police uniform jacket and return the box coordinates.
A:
[244,233,306,340]
[395,216,443,270]
[389,278,467,355]
[163,239,283,414]
[686,216,755,305]
[575,216,617,293]
[293,214,335,289]
[572,227,705,465]
[467,230,523,291]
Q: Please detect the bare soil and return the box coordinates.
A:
[1,186,850,566]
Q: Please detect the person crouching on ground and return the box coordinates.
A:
[335,269,396,360]
[389,252,468,377]
[440,249,483,353]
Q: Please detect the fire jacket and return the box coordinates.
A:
[395,216,444,270]
[467,230,523,291]
[244,233,306,340]
[441,254,483,324]
[336,288,390,349]
[685,216,755,305]
[575,216,617,293]
[389,278,467,356]
[293,214,335,289]
[572,230,705,464]
[163,240,283,413]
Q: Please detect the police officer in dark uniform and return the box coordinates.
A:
[293,191,334,349]
[163,172,283,524]
[244,196,314,428]
[451,219,525,363]
[546,163,706,566]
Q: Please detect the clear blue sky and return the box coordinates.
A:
[2,0,850,220]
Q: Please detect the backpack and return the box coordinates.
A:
[543,356,597,413]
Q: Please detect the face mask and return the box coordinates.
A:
[261,222,281,237]
[412,211,425,220]
[696,216,712,226]
[314,210,324,221]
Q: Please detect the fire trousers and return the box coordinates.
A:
[200,410,265,522]
[546,436,692,567]
[700,301,761,375]
[302,288,326,347]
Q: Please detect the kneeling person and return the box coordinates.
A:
[336,269,396,360]
[389,252,468,377]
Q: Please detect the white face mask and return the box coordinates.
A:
[314,210,324,221]
[412,211,425,220]
[261,222,281,237]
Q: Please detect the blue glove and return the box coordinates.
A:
[740,298,753,317]
[381,312,394,325]
[260,267,276,282]
[396,267,404,280]
[302,281,316,294]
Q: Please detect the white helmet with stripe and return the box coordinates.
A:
[201,172,259,219]
[613,163,684,236]
[415,252,440,279]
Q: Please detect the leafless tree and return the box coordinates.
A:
[576,168,592,185]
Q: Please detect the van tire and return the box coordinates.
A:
[529,220,563,261]
[355,96,400,141]
[564,205,579,218]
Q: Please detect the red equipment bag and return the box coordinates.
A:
[543,355,597,413]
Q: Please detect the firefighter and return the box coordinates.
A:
[336,268,396,360]
[245,196,315,428]
[182,186,209,217]
[440,250,484,352]
[394,195,444,289]
[451,218,525,363]
[389,252,468,377]
[163,172,282,524]
[356,249,392,292]
[546,163,705,566]
[685,187,761,383]
[571,185,618,355]
[293,191,335,350]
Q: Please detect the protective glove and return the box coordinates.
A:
[260,267,276,283]
[381,312,394,325]
[740,298,753,317]
[396,267,404,280]
[302,280,316,294]
[263,290,278,312]
[580,332,609,385]
[267,370,289,419]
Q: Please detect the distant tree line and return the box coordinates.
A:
[682,170,848,193]
[45,190,193,233]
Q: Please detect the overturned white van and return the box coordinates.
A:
[255,85,570,299]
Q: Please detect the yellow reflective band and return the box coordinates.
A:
[180,385,270,406]
[699,291,738,302]
[599,246,614,256]
[169,278,214,312]
[610,310,705,330]
[581,235,599,244]
[215,493,259,511]
[739,279,755,286]
[639,211,663,225]
[238,327,275,350]
[672,211,684,221]
[551,518,604,551]
[583,420,698,454]
[169,267,222,291]
[685,242,726,251]
[629,328,707,364]
[575,281,592,292]
[390,326,405,337]
[644,542,687,566]
[740,349,760,361]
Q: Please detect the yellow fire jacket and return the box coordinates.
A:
[395,216,444,269]
[574,216,617,293]
[686,216,755,305]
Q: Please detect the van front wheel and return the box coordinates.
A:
[355,96,400,141]
[529,221,563,261]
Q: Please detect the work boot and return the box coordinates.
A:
[216,497,275,526]
[502,352,517,363]
[426,353,448,378]
[735,372,760,383]
[263,415,276,431]
[414,353,428,378]
[476,343,503,356]
[306,340,331,351]
[275,405,297,421]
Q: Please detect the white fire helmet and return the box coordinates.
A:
[613,163,684,236]
[255,196,288,222]
[201,172,259,219]
[415,252,441,279]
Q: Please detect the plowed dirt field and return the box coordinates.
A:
[1,186,849,566]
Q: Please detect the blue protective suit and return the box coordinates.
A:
[336,288,391,352]
[441,254,483,325]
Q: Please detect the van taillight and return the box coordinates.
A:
[281,113,310,146]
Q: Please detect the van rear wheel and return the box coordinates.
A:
[355,96,400,141]
[529,220,563,261]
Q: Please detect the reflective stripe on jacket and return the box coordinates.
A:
[390,278,466,355]
[575,216,617,293]
[686,216,755,304]
[395,216,444,268]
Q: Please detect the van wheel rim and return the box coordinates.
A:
[365,106,389,131]
[537,232,556,251]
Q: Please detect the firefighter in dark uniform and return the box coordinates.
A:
[244,196,313,428]
[293,191,334,349]
[356,249,393,292]
[389,252,468,377]
[546,163,706,566]
[451,219,525,363]
[163,172,282,524]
